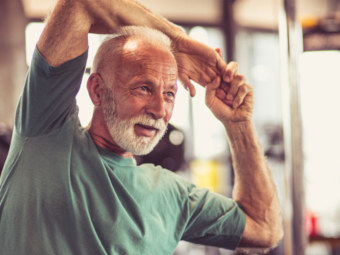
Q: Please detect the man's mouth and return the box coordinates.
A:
[134,124,158,137]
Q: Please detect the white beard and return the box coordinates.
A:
[102,88,167,156]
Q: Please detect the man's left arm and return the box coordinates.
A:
[205,58,283,248]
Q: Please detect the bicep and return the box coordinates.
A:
[15,48,88,137]
[181,187,246,250]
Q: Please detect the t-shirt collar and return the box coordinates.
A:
[96,145,137,167]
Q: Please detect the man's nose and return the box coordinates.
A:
[146,95,166,120]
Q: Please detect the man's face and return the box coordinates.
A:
[102,40,178,155]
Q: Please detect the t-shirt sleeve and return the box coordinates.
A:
[15,47,88,137]
[181,183,246,250]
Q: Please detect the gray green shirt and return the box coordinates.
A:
[0,48,246,255]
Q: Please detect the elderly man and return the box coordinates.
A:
[0,0,283,254]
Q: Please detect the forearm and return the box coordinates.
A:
[227,121,276,206]
[225,121,282,242]
[87,0,182,39]
[37,0,183,66]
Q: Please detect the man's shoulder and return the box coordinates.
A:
[16,46,87,138]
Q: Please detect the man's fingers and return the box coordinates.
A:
[206,75,220,91]
[216,88,226,100]
[232,83,253,108]
[215,48,223,58]
[216,88,233,107]
[223,61,238,83]
[226,74,245,101]
[216,51,227,78]
[179,74,196,97]
[204,68,219,84]
[205,76,221,107]
[219,81,230,94]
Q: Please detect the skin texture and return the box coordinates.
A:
[36,0,283,250]
[87,40,178,158]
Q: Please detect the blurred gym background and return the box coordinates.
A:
[1,0,340,254]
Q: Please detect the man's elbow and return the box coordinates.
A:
[239,212,284,250]
[260,222,284,248]
[257,208,284,248]
[236,224,283,255]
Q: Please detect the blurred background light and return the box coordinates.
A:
[169,130,184,146]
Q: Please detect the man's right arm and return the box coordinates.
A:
[37,0,230,96]
[37,0,182,67]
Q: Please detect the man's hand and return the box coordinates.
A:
[172,34,231,97]
[205,60,254,124]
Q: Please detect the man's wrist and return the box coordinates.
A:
[223,120,258,147]
[223,119,254,133]
[156,18,184,41]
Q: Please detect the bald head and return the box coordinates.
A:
[92,26,176,86]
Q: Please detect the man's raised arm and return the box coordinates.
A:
[37,0,228,96]
[205,57,283,249]
[37,0,183,66]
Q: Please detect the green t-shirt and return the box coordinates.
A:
[0,48,246,255]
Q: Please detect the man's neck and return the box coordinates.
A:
[86,114,134,159]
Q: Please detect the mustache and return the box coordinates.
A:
[130,115,166,130]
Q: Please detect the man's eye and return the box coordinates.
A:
[166,92,175,97]
[140,86,147,91]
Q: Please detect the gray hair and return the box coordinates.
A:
[92,26,174,85]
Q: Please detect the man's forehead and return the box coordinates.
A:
[120,37,151,57]
[120,38,175,63]
[118,39,178,78]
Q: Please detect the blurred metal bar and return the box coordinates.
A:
[0,0,29,127]
[278,0,306,254]
[222,0,236,63]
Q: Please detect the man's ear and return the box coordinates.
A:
[87,73,104,106]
